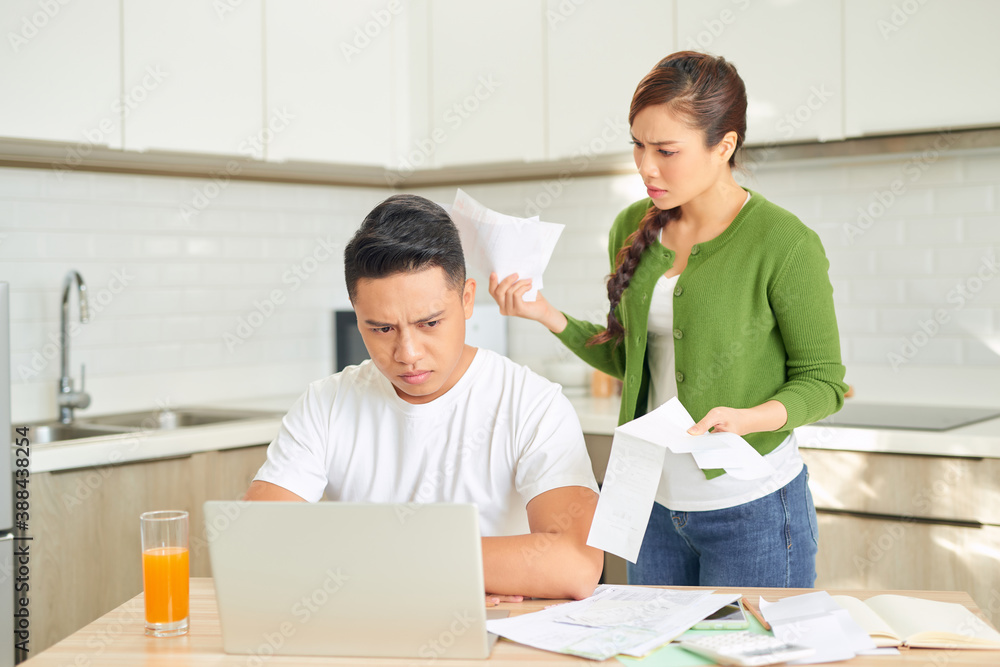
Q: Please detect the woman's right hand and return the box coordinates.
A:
[488,272,567,333]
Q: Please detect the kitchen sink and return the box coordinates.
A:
[83,407,281,430]
[25,423,133,444]
[13,407,283,444]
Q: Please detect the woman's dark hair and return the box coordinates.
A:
[344,194,466,300]
[588,51,747,347]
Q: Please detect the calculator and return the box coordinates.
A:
[678,631,815,666]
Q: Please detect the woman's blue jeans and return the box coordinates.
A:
[626,465,819,587]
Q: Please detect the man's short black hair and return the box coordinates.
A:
[344,194,466,300]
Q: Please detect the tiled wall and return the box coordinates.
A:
[4,141,1000,422]
[0,167,386,423]
[416,143,1000,407]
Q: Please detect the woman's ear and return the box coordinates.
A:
[718,130,739,163]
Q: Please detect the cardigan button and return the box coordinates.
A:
[690,245,700,256]
[673,329,683,340]
[675,371,685,383]
[673,286,683,297]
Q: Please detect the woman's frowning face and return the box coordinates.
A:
[631,104,735,211]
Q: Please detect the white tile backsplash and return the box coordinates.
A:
[1,166,379,422]
[4,142,1000,419]
[933,185,995,215]
[902,218,964,245]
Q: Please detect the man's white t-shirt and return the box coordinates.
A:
[253,348,598,537]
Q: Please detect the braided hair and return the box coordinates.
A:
[587,51,746,347]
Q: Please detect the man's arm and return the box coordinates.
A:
[243,480,307,502]
[481,485,603,601]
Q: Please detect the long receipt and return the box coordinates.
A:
[587,397,775,562]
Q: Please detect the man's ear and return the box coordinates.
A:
[462,278,476,319]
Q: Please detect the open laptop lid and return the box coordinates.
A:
[204,501,491,659]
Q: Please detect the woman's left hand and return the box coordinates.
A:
[687,400,788,437]
[687,407,752,436]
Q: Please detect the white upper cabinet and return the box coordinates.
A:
[4,1,999,170]
[265,0,398,166]
[0,0,121,148]
[122,0,263,158]
[844,0,1000,137]
[676,0,844,146]
[546,0,674,162]
[424,0,545,167]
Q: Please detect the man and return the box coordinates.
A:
[245,194,602,602]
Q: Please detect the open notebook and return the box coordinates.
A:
[833,594,1000,649]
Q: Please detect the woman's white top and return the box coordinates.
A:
[646,193,803,511]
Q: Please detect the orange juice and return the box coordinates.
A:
[142,547,189,624]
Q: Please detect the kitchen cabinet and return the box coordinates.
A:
[675,0,844,145]
[264,0,399,167]
[801,448,1000,524]
[424,0,545,167]
[814,516,1000,624]
[844,0,1000,137]
[6,1,1000,174]
[801,448,1000,622]
[27,444,268,654]
[191,445,271,577]
[545,0,674,161]
[122,0,264,157]
[0,0,121,148]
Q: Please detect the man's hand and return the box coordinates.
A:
[485,594,524,607]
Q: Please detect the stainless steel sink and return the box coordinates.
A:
[27,423,132,444]
[82,407,280,430]
[14,407,282,443]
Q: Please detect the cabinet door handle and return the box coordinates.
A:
[816,507,984,529]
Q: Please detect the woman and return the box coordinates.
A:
[489,51,847,587]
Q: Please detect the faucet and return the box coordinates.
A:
[59,269,91,423]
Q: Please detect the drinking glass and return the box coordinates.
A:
[140,510,190,637]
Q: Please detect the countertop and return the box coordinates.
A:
[26,394,298,474]
[27,392,1000,474]
[563,392,1000,459]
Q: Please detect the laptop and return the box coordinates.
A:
[204,501,502,659]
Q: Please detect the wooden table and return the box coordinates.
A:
[19,578,1000,666]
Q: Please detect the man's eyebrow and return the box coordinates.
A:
[363,310,445,327]
[413,310,445,324]
[630,133,681,146]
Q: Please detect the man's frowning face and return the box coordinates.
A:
[351,266,476,404]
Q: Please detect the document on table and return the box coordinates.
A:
[759,591,879,664]
[447,189,563,302]
[485,585,740,661]
[587,397,775,562]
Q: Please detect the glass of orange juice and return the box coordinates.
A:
[140,510,190,637]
